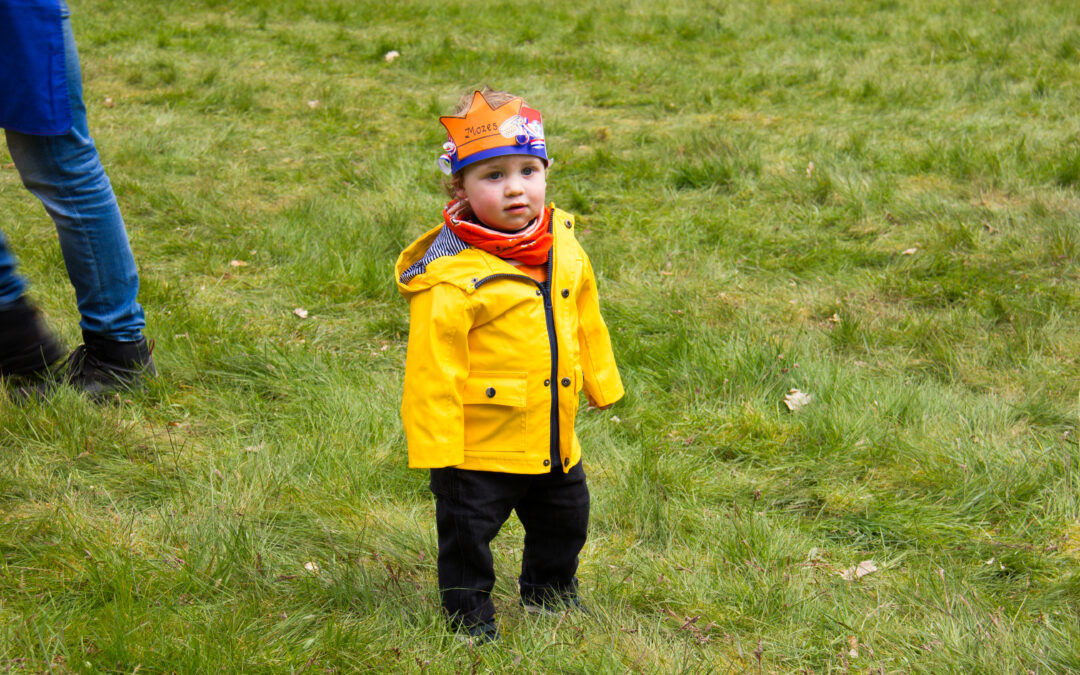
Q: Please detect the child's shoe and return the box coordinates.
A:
[521,594,589,616]
[455,621,499,646]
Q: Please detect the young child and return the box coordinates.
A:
[395,88,624,644]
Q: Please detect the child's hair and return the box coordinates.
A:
[442,86,530,197]
[452,86,526,115]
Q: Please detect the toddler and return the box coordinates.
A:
[395,88,624,644]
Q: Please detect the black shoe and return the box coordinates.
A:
[52,331,156,397]
[521,594,589,616]
[455,621,499,646]
[0,296,66,378]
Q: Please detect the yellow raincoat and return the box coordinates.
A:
[395,205,624,473]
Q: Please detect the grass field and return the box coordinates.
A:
[2,0,1079,671]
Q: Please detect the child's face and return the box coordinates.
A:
[455,155,547,232]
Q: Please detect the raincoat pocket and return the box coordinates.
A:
[462,371,527,453]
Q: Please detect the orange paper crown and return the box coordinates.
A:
[438,91,547,175]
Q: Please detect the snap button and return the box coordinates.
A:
[561,288,569,298]
[544,379,551,386]
[485,387,496,398]
[564,219,572,229]
[563,458,569,467]
[535,289,542,296]
[561,377,571,387]
[543,459,550,467]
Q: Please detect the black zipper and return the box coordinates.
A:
[472,247,559,472]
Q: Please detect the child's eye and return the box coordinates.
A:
[522,167,535,176]
[485,171,503,180]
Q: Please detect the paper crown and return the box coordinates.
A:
[438,91,547,175]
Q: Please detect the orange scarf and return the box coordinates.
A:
[444,202,553,267]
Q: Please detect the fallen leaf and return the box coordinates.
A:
[839,560,878,580]
[229,259,247,267]
[293,307,309,319]
[783,388,812,412]
[901,247,918,255]
[304,562,320,574]
[307,100,320,109]
[847,635,859,658]
[384,50,400,62]
[806,161,815,177]
[103,97,115,108]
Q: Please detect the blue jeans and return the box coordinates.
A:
[1,2,144,342]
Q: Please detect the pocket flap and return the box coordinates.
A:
[463,371,528,406]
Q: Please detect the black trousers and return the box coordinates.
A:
[429,462,590,628]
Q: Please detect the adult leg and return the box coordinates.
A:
[5,3,152,394]
[0,229,28,308]
[430,468,522,630]
[5,2,144,342]
[0,178,65,377]
[516,462,590,607]
[0,237,65,375]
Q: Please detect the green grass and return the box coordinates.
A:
[2,0,1079,671]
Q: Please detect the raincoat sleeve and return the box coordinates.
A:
[402,282,474,468]
[577,251,624,408]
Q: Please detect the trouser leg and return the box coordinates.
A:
[515,462,590,604]
[0,229,27,309]
[430,468,520,628]
[4,2,144,341]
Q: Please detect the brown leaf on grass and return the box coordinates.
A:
[293,307,309,319]
[901,247,918,255]
[839,560,878,580]
[847,635,859,658]
[103,97,115,108]
[783,388,812,412]
[229,259,248,267]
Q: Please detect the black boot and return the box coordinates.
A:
[0,296,66,377]
[59,330,157,397]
